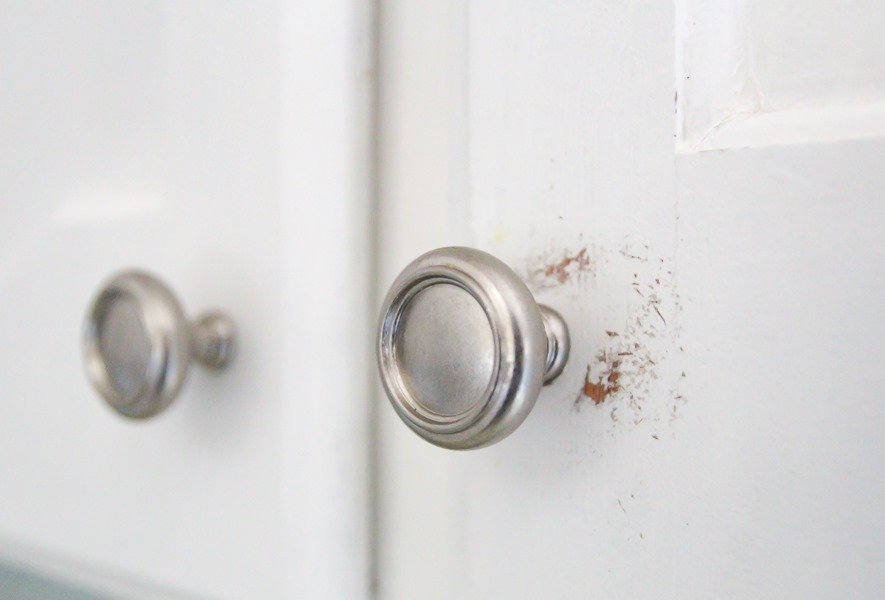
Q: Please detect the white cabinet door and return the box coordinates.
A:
[0,3,372,598]
[377,1,884,598]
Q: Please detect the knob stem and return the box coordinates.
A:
[539,305,569,384]
[190,311,237,369]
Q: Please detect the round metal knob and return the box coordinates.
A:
[378,247,570,449]
[82,270,236,419]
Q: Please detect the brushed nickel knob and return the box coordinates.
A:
[378,247,570,449]
[82,270,236,419]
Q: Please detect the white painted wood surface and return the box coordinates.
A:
[677,0,885,150]
[378,1,884,598]
[1,1,882,598]
[0,2,372,598]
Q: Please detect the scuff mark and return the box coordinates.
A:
[525,239,685,425]
[526,247,594,290]
[543,247,590,284]
[571,242,686,421]
[652,304,666,325]
[576,354,621,407]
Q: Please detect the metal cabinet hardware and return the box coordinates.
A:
[377,247,570,449]
[82,271,236,419]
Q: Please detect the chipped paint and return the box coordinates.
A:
[523,240,685,424]
[524,241,686,424]
[577,358,622,406]
[525,247,594,290]
[543,248,590,284]
[578,252,684,420]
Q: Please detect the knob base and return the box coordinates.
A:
[191,311,237,369]
[539,305,569,384]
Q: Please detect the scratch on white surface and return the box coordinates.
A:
[525,241,686,428]
[579,247,684,424]
[524,246,595,290]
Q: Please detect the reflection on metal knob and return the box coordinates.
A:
[378,247,570,450]
[83,270,236,419]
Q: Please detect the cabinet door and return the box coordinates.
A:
[0,3,372,598]
[377,1,884,598]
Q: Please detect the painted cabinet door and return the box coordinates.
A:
[376,1,884,598]
[0,3,372,598]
